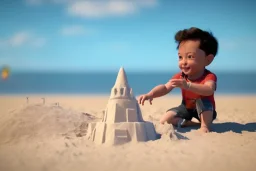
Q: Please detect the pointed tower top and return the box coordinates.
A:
[113,67,130,88]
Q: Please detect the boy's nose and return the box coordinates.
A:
[181,59,187,65]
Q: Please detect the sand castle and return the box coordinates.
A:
[85,67,157,145]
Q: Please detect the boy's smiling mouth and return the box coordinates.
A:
[182,67,191,73]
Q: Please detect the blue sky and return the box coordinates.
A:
[0,0,255,72]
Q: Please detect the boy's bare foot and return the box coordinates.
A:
[199,126,210,133]
[180,120,200,128]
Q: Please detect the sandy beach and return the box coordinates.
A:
[0,94,255,171]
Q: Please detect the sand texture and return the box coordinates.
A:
[0,95,255,171]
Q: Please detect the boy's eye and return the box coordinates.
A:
[178,56,182,60]
[188,55,193,59]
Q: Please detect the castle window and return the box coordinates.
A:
[120,88,124,95]
[114,88,117,95]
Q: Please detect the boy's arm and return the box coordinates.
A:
[187,81,216,96]
[148,83,174,98]
[186,74,217,96]
[148,73,181,98]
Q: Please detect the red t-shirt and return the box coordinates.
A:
[171,69,217,109]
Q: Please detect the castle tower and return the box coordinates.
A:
[104,67,144,123]
[109,67,132,99]
[86,67,157,145]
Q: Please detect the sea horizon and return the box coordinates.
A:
[1,71,256,95]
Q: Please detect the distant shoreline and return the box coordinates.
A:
[1,93,256,97]
[1,72,256,95]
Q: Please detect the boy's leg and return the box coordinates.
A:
[200,111,213,132]
[159,110,180,125]
[195,99,217,132]
[160,104,193,127]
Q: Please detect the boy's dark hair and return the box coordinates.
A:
[175,27,218,56]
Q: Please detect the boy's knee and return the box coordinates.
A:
[166,113,177,124]
[196,98,217,120]
[160,111,178,124]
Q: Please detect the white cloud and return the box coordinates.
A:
[9,32,31,46]
[32,37,47,47]
[60,25,95,36]
[25,0,44,5]
[108,42,131,52]
[136,0,157,7]
[219,38,237,50]
[25,0,158,18]
[68,0,157,18]
[0,31,46,48]
[67,1,136,18]
[219,37,255,50]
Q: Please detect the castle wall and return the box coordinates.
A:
[88,122,157,145]
[105,99,141,123]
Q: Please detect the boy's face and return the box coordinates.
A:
[178,40,209,77]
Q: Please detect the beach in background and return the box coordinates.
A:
[0,71,256,171]
[0,92,255,171]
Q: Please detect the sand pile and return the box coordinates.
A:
[0,103,101,144]
[0,102,177,146]
[0,96,255,171]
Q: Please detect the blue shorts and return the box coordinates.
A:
[166,99,217,121]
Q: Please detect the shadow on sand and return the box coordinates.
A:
[176,122,256,134]
[155,132,189,140]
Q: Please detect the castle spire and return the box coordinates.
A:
[113,67,130,88]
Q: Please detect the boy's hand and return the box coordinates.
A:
[137,93,153,106]
[170,78,189,89]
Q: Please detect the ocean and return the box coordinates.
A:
[0,71,256,95]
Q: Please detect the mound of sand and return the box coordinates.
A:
[0,104,101,144]
[0,96,255,171]
[0,103,177,145]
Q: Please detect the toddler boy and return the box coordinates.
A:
[138,27,218,133]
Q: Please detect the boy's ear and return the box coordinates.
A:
[205,54,214,66]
